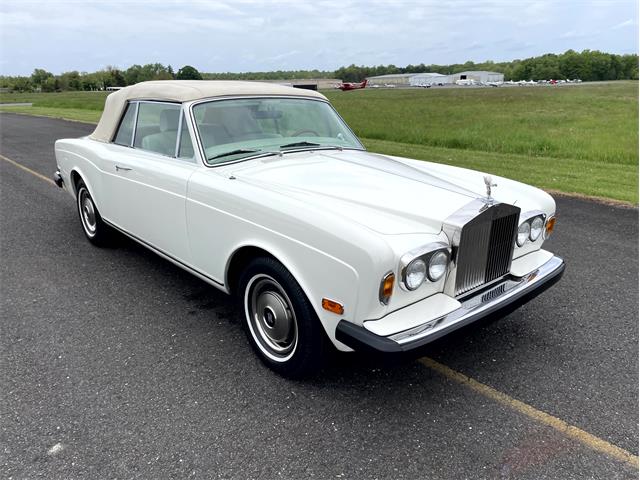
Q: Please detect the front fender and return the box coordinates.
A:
[224,239,360,351]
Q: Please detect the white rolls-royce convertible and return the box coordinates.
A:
[54,81,565,377]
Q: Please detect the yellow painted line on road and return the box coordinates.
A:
[3,151,637,470]
[420,357,639,469]
[0,153,55,186]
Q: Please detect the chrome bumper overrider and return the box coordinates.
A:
[53,169,64,188]
[335,255,565,353]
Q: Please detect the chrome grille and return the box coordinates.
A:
[454,204,520,296]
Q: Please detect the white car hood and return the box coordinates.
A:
[225,149,527,235]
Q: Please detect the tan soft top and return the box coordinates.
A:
[90,80,327,143]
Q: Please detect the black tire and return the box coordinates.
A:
[75,179,112,247]
[237,256,327,378]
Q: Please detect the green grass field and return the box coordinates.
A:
[1,83,637,203]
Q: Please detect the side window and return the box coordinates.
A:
[134,102,180,157]
[177,113,194,160]
[113,103,136,146]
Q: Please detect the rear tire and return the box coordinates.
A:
[76,179,112,247]
[237,256,327,378]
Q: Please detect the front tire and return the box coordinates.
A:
[238,257,327,378]
[76,180,112,247]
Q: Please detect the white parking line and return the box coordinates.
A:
[0,153,55,186]
[421,357,638,469]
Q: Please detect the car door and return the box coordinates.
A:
[102,101,199,264]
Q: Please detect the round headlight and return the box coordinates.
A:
[404,258,427,290]
[530,216,544,241]
[516,222,530,247]
[428,251,448,281]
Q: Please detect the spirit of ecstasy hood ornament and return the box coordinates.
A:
[484,175,497,202]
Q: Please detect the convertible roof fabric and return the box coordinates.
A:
[90,80,327,143]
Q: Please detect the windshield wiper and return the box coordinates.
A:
[208,149,260,161]
[279,141,321,149]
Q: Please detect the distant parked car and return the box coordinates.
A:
[54,81,565,377]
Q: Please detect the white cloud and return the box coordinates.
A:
[612,18,635,29]
[0,0,637,75]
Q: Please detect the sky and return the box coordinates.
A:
[1,0,638,76]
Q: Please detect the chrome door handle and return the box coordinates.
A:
[115,165,132,171]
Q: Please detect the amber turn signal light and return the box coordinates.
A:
[545,216,556,239]
[322,298,344,315]
[379,272,395,305]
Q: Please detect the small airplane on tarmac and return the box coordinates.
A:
[335,79,368,91]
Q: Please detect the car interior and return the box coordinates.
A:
[126,107,193,159]
[197,105,282,148]
[139,109,180,156]
[131,104,281,158]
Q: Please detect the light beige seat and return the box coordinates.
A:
[141,109,180,156]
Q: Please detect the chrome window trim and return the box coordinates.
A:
[188,95,366,169]
[175,109,184,158]
[130,101,139,147]
[177,105,199,164]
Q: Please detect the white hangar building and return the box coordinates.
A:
[408,73,453,86]
[451,71,504,83]
[366,72,455,86]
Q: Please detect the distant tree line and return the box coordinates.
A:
[0,50,636,93]
[0,64,202,92]
[201,69,334,81]
[335,50,639,82]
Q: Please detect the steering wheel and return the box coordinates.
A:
[291,129,319,137]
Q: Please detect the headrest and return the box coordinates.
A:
[160,109,180,132]
[202,106,258,133]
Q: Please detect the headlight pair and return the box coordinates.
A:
[516,214,546,247]
[400,244,450,291]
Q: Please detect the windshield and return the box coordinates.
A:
[192,97,363,165]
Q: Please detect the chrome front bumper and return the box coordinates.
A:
[335,255,565,353]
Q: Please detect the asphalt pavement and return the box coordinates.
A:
[1,112,637,479]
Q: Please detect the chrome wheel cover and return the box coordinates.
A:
[244,274,298,362]
[78,187,97,237]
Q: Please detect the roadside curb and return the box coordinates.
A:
[0,109,99,126]
[546,189,638,210]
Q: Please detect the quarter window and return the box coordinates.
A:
[134,102,181,157]
[113,103,136,146]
